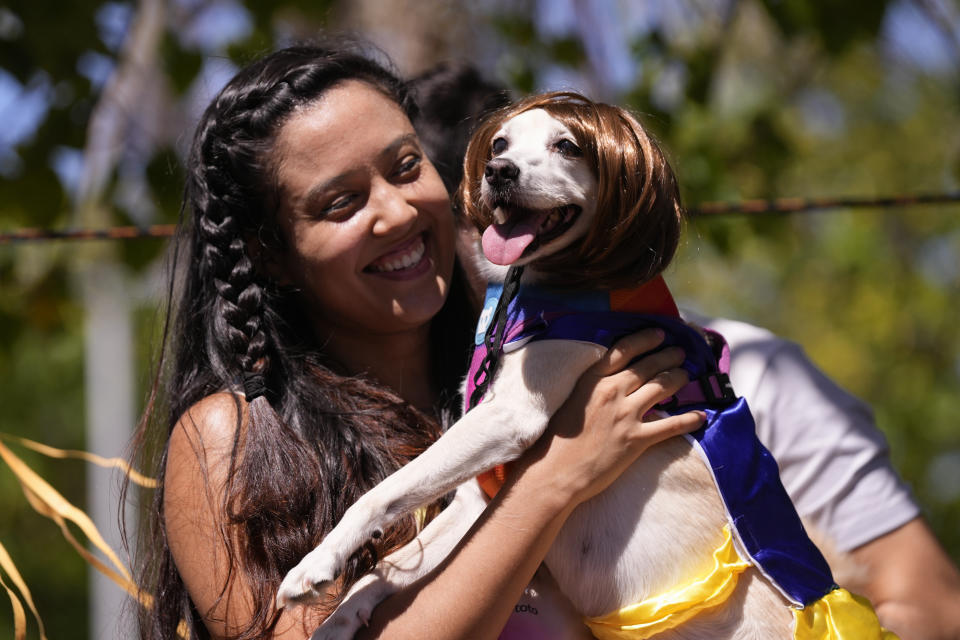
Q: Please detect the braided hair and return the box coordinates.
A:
[127,42,474,640]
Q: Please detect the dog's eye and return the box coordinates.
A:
[492,137,508,155]
[554,139,582,157]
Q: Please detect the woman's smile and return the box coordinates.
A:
[365,232,430,278]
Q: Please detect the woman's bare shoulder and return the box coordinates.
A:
[165,392,248,512]
[169,392,246,467]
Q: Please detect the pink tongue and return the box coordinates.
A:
[481,214,542,265]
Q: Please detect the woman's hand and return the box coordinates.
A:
[519,328,706,507]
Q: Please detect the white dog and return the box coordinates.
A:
[278,93,888,640]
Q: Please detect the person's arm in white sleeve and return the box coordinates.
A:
[690,313,960,640]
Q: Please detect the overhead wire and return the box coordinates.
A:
[1,191,959,244]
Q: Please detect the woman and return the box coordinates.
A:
[129,41,703,640]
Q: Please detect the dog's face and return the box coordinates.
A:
[462,92,682,290]
[478,108,597,267]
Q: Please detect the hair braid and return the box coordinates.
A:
[188,92,277,400]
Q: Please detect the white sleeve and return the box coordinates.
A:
[688,313,921,551]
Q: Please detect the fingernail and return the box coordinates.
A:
[652,328,665,341]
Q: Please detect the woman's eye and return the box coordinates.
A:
[492,137,507,154]
[322,194,357,218]
[394,155,421,179]
[554,139,582,157]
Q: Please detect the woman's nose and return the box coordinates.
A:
[370,180,417,236]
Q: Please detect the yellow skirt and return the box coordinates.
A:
[583,527,898,640]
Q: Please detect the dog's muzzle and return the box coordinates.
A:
[484,157,520,198]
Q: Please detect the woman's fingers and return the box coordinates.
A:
[590,329,666,376]
[536,331,710,507]
[576,331,695,423]
[628,364,690,410]
[611,347,687,396]
[636,410,707,445]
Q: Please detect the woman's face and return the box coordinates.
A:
[271,80,455,340]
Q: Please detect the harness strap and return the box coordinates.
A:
[656,372,736,411]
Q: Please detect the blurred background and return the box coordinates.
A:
[0,0,958,638]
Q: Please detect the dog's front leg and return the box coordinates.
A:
[277,341,602,608]
[311,481,488,640]
[277,375,550,606]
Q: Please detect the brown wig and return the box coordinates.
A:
[461,92,685,290]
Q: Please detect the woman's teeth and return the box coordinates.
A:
[369,237,426,273]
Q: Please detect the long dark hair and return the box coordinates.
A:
[125,42,474,640]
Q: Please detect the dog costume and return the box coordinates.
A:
[467,276,897,640]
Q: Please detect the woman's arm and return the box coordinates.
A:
[357,329,706,639]
[165,394,328,639]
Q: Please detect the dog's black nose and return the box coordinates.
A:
[485,158,520,185]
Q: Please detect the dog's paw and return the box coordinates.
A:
[276,548,342,609]
[309,574,393,640]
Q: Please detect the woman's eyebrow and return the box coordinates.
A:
[301,133,421,206]
[379,133,420,160]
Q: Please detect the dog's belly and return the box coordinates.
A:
[544,436,792,637]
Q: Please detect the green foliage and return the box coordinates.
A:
[763,0,889,53]
[161,32,204,94]
[0,259,88,639]
[0,1,105,83]
[0,0,107,229]
[143,146,184,224]
[545,36,585,67]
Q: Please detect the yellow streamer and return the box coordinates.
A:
[414,506,429,533]
[584,526,751,639]
[0,555,27,640]
[794,588,899,640]
[0,433,158,488]
[0,540,46,640]
[0,439,190,639]
[0,440,132,582]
